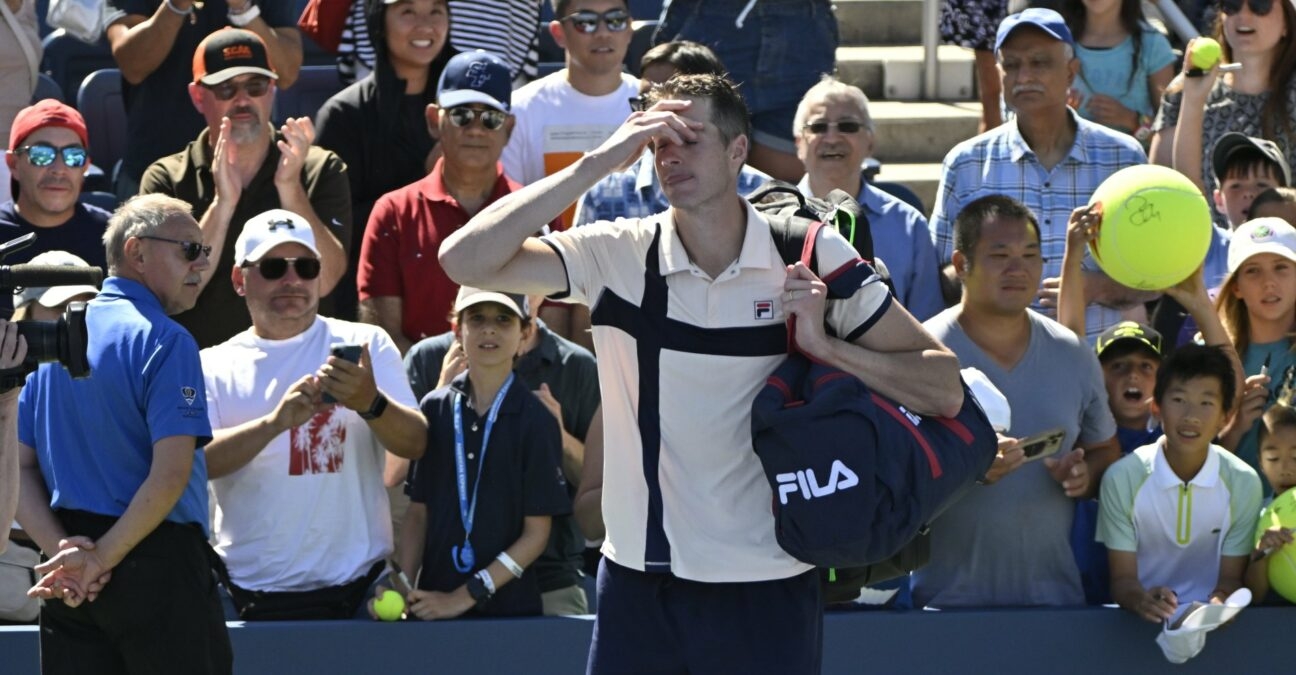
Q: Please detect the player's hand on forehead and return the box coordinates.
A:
[593,99,705,171]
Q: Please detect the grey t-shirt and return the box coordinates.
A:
[912,308,1117,608]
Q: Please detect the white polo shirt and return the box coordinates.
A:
[1097,439,1262,603]
[543,202,890,582]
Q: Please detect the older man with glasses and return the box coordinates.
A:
[139,28,351,349]
[0,100,110,318]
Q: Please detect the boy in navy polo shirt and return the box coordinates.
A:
[371,287,569,619]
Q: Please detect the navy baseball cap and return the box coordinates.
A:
[994,8,1076,53]
[437,51,512,113]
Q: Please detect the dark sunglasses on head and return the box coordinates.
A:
[1220,0,1274,14]
[18,143,88,168]
[203,75,272,102]
[243,257,321,280]
[562,8,631,34]
[446,107,508,130]
[803,120,866,135]
[138,235,212,261]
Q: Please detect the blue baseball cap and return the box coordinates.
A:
[994,8,1076,53]
[437,51,512,113]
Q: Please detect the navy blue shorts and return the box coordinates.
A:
[586,558,823,674]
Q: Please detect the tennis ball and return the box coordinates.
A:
[1261,488,1296,603]
[1190,37,1223,71]
[374,589,405,621]
[1088,165,1212,290]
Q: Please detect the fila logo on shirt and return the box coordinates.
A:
[754,300,774,320]
[776,461,859,504]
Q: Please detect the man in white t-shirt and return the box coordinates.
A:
[201,208,427,620]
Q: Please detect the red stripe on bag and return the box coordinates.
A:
[932,416,974,444]
[869,393,942,479]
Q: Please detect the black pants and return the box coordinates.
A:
[39,510,232,675]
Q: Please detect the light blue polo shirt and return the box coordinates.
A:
[18,277,213,533]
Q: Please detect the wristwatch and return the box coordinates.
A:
[359,392,389,420]
[465,574,493,605]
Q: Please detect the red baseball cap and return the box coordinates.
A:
[192,28,278,85]
[9,99,90,153]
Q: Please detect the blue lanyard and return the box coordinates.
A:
[450,372,514,573]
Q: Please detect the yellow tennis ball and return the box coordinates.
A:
[1190,37,1223,70]
[374,589,405,621]
[1261,488,1296,603]
[1088,165,1212,290]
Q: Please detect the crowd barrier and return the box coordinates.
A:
[2,605,1289,673]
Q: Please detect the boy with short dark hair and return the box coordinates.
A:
[1250,186,1296,226]
[1201,134,1293,287]
[1098,344,1262,638]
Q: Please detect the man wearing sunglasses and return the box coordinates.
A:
[0,100,110,320]
[140,28,351,350]
[200,208,425,620]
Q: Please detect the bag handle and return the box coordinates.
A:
[786,219,825,356]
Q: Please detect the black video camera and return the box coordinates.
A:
[0,233,102,390]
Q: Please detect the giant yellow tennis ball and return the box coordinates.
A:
[1259,488,1296,603]
[374,589,405,621]
[1190,37,1223,70]
[1088,165,1212,290]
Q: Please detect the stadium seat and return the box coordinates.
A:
[40,29,115,103]
[32,73,63,104]
[275,65,345,125]
[78,190,120,213]
[625,20,659,76]
[75,69,127,187]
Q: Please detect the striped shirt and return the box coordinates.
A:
[930,110,1147,340]
[542,201,891,582]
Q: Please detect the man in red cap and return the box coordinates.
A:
[0,100,109,319]
[139,28,350,349]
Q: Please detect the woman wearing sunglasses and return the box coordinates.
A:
[315,0,457,318]
[1151,0,1296,220]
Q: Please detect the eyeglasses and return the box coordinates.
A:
[446,107,508,130]
[138,236,212,261]
[202,75,272,102]
[1220,0,1274,14]
[562,9,631,34]
[242,257,321,280]
[802,120,867,135]
[17,143,88,168]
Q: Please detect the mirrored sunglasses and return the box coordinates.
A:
[562,9,631,34]
[203,76,272,102]
[446,107,508,130]
[19,143,88,168]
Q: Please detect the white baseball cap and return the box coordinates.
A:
[453,286,529,320]
[234,209,320,266]
[13,251,100,310]
[1224,217,1296,286]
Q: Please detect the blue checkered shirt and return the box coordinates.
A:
[574,152,771,226]
[930,111,1148,339]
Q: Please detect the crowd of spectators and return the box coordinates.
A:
[1,0,1294,672]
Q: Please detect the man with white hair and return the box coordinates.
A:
[929,8,1147,340]
[794,76,944,321]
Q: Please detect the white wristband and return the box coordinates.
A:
[164,0,192,16]
[496,552,524,579]
[228,2,260,27]
[476,569,496,594]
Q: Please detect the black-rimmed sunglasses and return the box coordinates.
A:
[562,8,631,34]
[803,120,866,135]
[202,75,272,102]
[1220,0,1274,14]
[446,107,508,130]
[138,235,212,261]
[18,143,88,168]
[243,257,321,280]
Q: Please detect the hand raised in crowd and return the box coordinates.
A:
[28,537,113,608]
[1039,204,1100,311]
[436,339,468,389]
[533,383,563,426]
[406,587,474,621]
[782,262,830,357]
[1168,36,1221,102]
[212,118,245,204]
[1233,372,1271,434]
[0,320,28,371]
[270,374,326,431]
[1044,447,1089,497]
[1135,585,1179,623]
[980,434,1026,485]
[274,117,314,187]
[317,343,380,413]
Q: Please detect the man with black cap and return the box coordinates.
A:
[106,0,302,199]
[140,28,351,349]
[930,8,1148,341]
[0,100,109,318]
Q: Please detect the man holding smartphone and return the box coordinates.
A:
[198,208,427,619]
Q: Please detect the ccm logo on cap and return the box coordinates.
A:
[776,461,859,504]
[223,45,254,61]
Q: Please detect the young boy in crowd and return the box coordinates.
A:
[370,288,570,620]
[1244,400,1296,602]
[1251,187,1296,226]
[1097,344,1262,626]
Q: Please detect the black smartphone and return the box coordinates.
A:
[322,344,362,404]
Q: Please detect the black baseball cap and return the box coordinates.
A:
[192,28,278,85]
[1212,132,1292,186]
[1096,321,1163,361]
